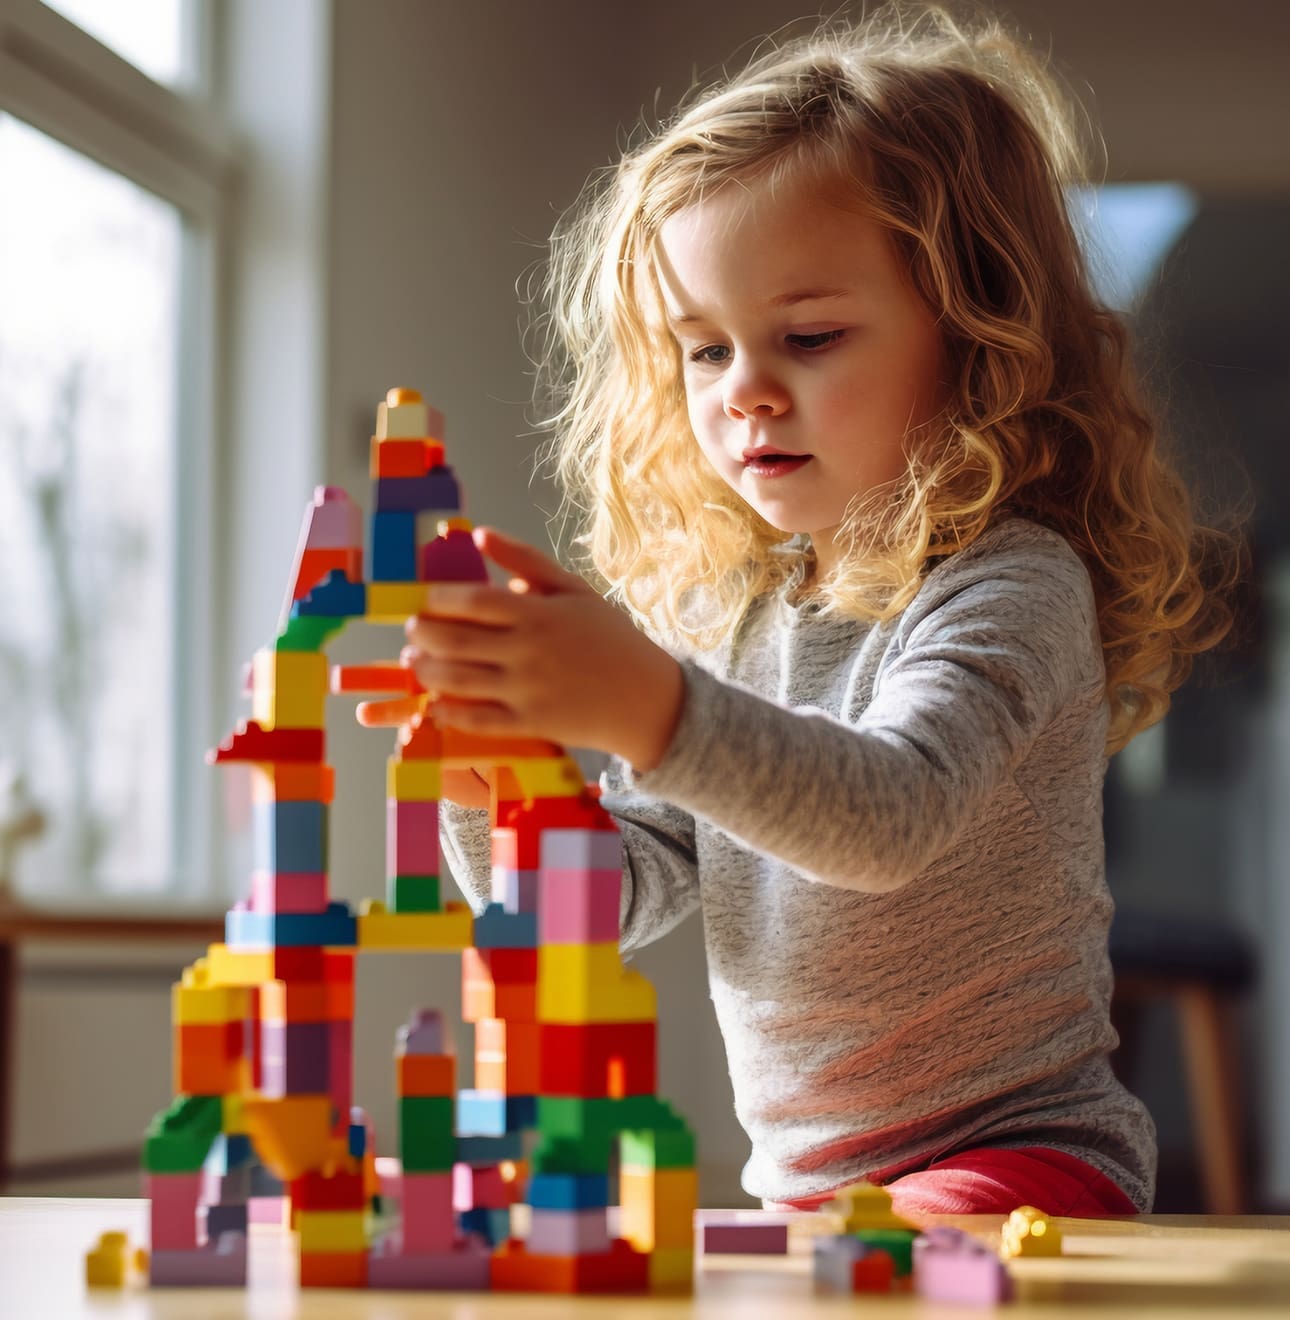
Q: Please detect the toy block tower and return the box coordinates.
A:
[119,388,697,1296]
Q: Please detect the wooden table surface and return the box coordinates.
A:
[2,1198,1289,1317]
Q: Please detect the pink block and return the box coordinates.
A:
[538,868,621,944]
[386,799,440,878]
[330,1019,353,1118]
[250,870,329,914]
[527,1206,611,1256]
[401,1172,456,1253]
[303,486,363,550]
[149,1232,248,1287]
[248,1196,289,1225]
[367,1236,492,1290]
[145,1171,203,1251]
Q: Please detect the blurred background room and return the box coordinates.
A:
[0,0,1286,1213]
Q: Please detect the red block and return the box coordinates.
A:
[491,796,613,870]
[462,947,537,1023]
[290,1168,365,1211]
[490,1237,649,1293]
[474,1018,539,1094]
[299,1250,367,1288]
[538,1022,656,1098]
[208,721,324,765]
[854,1250,896,1292]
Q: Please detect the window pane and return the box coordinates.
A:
[0,114,181,897]
[41,0,187,86]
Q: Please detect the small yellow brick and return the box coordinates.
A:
[367,583,430,623]
[387,759,442,801]
[538,943,656,1024]
[296,1209,370,1253]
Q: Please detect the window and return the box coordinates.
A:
[0,0,233,899]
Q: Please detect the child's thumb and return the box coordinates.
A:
[472,526,583,595]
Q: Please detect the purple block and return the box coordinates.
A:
[149,1232,248,1287]
[374,468,461,514]
[386,799,440,877]
[397,1008,447,1056]
[331,1019,354,1118]
[701,1221,790,1255]
[367,1236,492,1290]
[260,1020,330,1096]
[539,828,621,870]
[813,1234,870,1291]
[491,866,538,914]
[914,1228,1014,1305]
[200,1166,251,1205]
[527,1206,611,1256]
[198,1202,248,1241]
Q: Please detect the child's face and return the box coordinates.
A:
[655,171,947,575]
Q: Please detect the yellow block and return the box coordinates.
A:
[538,943,657,1024]
[251,649,328,729]
[296,1209,370,1253]
[648,1246,695,1292]
[387,759,442,801]
[172,964,251,1025]
[367,582,429,623]
[376,388,429,440]
[1001,1205,1062,1258]
[222,1094,248,1135]
[357,901,473,951]
[826,1182,917,1233]
[506,757,586,799]
[619,1167,697,1252]
[205,944,276,987]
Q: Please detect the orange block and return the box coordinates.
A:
[474,1018,539,1095]
[249,763,335,804]
[260,981,331,1023]
[332,662,423,696]
[370,437,445,478]
[490,1238,648,1293]
[173,1020,248,1095]
[299,1250,367,1288]
[395,1053,456,1097]
[462,947,537,1023]
[294,547,362,601]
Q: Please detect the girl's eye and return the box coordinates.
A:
[787,329,845,351]
[688,344,731,366]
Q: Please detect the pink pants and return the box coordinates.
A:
[769,1146,1139,1217]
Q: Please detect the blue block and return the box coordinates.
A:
[226,901,357,949]
[527,1172,610,1211]
[291,569,367,618]
[471,903,538,949]
[453,1132,524,1165]
[458,1206,510,1247]
[373,468,461,514]
[370,510,416,581]
[249,1164,283,1198]
[252,799,327,875]
[348,1122,366,1160]
[203,1135,254,1175]
[456,1091,537,1137]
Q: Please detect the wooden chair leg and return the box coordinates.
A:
[1175,986,1245,1215]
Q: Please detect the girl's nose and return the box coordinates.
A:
[723,367,790,421]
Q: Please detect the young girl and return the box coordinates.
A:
[403,5,1234,1217]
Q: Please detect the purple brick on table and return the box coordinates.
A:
[913,1226,1015,1305]
[149,1232,248,1287]
[367,1236,492,1290]
[701,1221,790,1255]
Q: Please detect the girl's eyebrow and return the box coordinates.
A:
[667,287,851,326]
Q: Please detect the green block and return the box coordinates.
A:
[531,1135,613,1176]
[853,1229,916,1276]
[399,1096,456,1172]
[387,875,440,913]
[536,1096,686,1144]
[619,1125,696,1170]
[275,614,346,652]
[142,1094,223,1172]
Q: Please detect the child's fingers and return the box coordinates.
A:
[471,526,585,596]
[433,697,525,737]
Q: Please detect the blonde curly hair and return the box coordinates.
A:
[534,2,1236,753]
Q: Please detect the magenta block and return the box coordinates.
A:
[701,1221,789,1254]
[330,1018,354,1118]
[538,868,621,944]
[420,528,489,583]
[260,1020,329,1096]
[386,799,440,878]
[367,1236,492,1289]
[539,828,621,870]
[401,1172,456,1253]
[145,1171,203,1251]
[491,866,538,914]
[250,870,329,914]
[452,1162,514,1212]
[527,1207,612,1257]
[149,1232,248,1287]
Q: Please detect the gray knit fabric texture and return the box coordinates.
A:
[438,518,1157,1209]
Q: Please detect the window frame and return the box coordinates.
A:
[0,0,240,902]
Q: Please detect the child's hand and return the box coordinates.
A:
[402,527,684,771]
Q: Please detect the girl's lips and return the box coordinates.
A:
[743,454,813,478]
